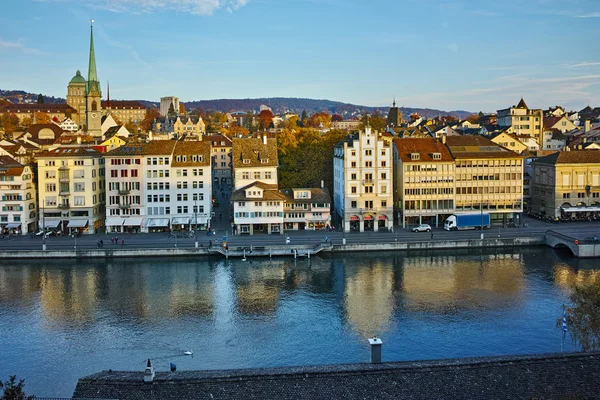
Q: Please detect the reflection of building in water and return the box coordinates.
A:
[554,266,600,291]
[344,261,395,338]
[39,268,99,323]
[401,254,524,312]
[234,261,286,314]
[0,267,42,305]
[168,266,215,316]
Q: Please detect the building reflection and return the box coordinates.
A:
[553,265,600,291]
[233,261,287,314]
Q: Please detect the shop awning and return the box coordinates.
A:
[67,219,89,228]
[40,220,61,229]
[350,216,359,221]
[5,223,21,229]
[123,217,144,226]
[561,207,600,212]
[147,218,170,227]
[106,217,125,227]
[171,217,190,225]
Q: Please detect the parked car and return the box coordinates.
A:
[411,224,431,232]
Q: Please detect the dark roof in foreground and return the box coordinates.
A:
[73,352,600,400]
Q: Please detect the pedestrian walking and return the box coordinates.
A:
[97,240,100,249]
[431,232,434,240]
[100,239,104,248]
[121,239,124,247]
[115,236,119,244]
[209,240,212,249]
[325,235,329,244]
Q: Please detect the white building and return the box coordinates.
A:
[232,136,283,235]
[333,126,394,232]
[36,147,105,234]
[0,156,37,235]
[55,118,79,132]
[282,187,331,231]
[104,141,212,233]
[160,96,180,117]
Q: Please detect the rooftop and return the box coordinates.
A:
[232,137,278,168]
[445,135,522,159]
[534,149,600,165]
[393,138,454,162]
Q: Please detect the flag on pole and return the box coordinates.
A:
[562,308,568,333]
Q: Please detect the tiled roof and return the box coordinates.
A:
[0,155,24,175]
[232,137,278,168]
[534,149,600,164]
[516,97,528,109]
[231,182,287,201]
[104,141,177,157]
[280,188,331,204]
[103,126,122,140]
[543,116,562,128]
[37,146,102,158]
[0,103,76,113]
[445,135,522,159]
[172,142,211,167]
[73,352,600,400]
[393,138,454,162]
[202,134,233,147]
[102,100,146,109]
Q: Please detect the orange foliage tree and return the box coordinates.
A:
[140,108,161,132]
[257,110,274,130]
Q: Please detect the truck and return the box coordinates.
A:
[444,213,490,231]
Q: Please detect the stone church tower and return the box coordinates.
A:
[86,21,102,136]
[66,70,86,127]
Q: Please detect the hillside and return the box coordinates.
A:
[0,90,473,119]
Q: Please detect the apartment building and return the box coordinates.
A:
[392,138,455,228]
[104,141,212,233]
[333,126,394,232]
[0,156,37,235]
[445,135,524,224]
[36,147,105,234]
[281,187,331,231]
[530,150,600,219]
[497,98,543,144]
[232,136,284,235]
[203,134,232,185]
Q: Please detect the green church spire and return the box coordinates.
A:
[87,20,101,96]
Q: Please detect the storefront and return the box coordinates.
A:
[171,217,190,231]
[39,220,61,233]
[146,218,170,233]
[106,217,124,233]
[123,217,144,233]
[2,222,21,235]
[349,215,360,231]
[363,215,374,231]
[67,219,89,235]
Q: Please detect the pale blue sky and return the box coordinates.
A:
[0,0,599,112]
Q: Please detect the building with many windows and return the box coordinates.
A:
[497,98,543,144]
[530,150,600,219]
[281,187,331,231]
[203,134,232,185]
[333,126,394,232]
[0,156,37,235]
[445,135,524,224]
[104,141,212,233]
[393,138,455,228]
[36,147,105,234]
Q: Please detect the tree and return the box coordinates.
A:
[34,112,51,124]
[125,120,139,133]
[560,278,600,351]
[0,113,19,135]
[300,110,308,127]
[179,102,186,115]
[466,114,480,124]
[244,111,256,133]
[306,112,332,129]
[226,125,249,137]
[167,102,176,117]
[20,117,33,128]
[257,110,274,130]
[359,111,386,132]
[331,114,343,122]
[37,93,44,104]
[206,112,227,131]
[0,375,35,400]
[140,108,160,132]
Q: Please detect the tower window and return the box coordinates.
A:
[91,100,97,111]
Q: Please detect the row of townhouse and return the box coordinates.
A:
[334,128,525,232]
[0,156,37,235]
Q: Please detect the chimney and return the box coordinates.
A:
[584,120,591,134]
[321,180,324,188]
[77,136,82,144]
[144,359,155,383]
[441,135,447,145]
[368,337,383,364]
[263,134,267,145]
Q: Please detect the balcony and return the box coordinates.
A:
[59,177,70,183]
[58,204,70,209]
[59,191,70,196]
[119,203,131,209]
[58,165,70,171]
[363,179,374,186]
[118,189,131,195]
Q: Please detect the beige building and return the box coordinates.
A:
[531,150,600,219]
[36,147,105,234]
[102,101,147,125]
[0,156,37,235]
[497,98,543,144]
[491,132,528,154]
[203,134,232,185]
[0,104,77,124]
[281,187,331,231]
[446,135,524,224]
[333,126,394,232]
[393,138,455,228]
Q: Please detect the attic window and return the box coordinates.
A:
[432,153,441,160]
[261,159,269,164]
[243,159,250,164]
[410,153,420,160]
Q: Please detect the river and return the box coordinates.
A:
[0,248,596,397]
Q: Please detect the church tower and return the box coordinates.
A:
[86,21,102,136]
[386,97,403,129]
[66,70,86,127]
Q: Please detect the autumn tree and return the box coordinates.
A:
[206,112,227,131]
[20,117,33,128]
[125,120,139,133]
[279,115,298,130]
[0,375,34,400]
[359,111,386,132]
[179,102,186,115]
[35,112,51,124]
[0,113,20,135]
[306,112,332,129]
[466,114,480,124]
[226,124,249,138]
[560,278,600,351]
[257,109,274,130]
[140,108,160,132]
[331,114,343,122]
[0,99,11,108]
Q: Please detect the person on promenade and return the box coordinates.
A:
[100,239,103,248]
[121,239,124,247]
[431,232,434,240]
[209,240,212,249]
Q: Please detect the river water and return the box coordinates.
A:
[0,248,596,397]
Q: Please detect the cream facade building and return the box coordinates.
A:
[281,187,331,231]
[497,98,543,144]
[446,135,524,224]
[491,132,527,154]
[392,138,455,228]
[333,126,394,232]
[36,147,105,234]
[0,156,37,235]
[531,150,600,219]
[203,134,233,185]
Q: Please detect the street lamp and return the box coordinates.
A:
[42,205,46,251]
[480,190,484,240]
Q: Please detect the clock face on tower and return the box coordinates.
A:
[91,113,97,119]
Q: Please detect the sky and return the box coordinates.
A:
[0,0,599,113]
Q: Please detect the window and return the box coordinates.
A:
[111,170,118,178]
[381,173,387,180]
[365,161,373,167]
[254,172,261,179]
[121,170,128,178]
[74,183,85,192]
[351,201,357,208]
[265,172,272,179]
[365,149,372,156]
[45,171,56,179]
[351,173,357,180]
[381,200,387,208]
[365,186,373,193]
[242,172,249,180]
[381,161,386,167]
[410,153,420,160]
[351,186,357,194]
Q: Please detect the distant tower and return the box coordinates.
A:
[386,96,403,128]
[66,70,86,126]
[86,20,102,136]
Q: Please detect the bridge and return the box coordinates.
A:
[545,230,600,258]
[209,243,333,259]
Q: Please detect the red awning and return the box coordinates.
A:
[349,216,359,221]
[363,215,373,221]
[378,215,387,220]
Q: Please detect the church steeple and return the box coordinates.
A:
[87,20,101,97]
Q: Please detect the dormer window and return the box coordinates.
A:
[432,153,441,160]
[243,159,250,164]
[261,159,269,164]
[410,153,420,160]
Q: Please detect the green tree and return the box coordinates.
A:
[167,102,176,117]
[0,375,35,399]
[37,94,44,104]
[125,120,139,133]
[560,277,600,351]
[300,110,308,127]
[359,111,386,132]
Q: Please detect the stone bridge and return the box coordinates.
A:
[545,230,600,258]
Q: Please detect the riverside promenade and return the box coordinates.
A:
[1,216,599,259]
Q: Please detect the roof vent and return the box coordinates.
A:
[144,359,155,383]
